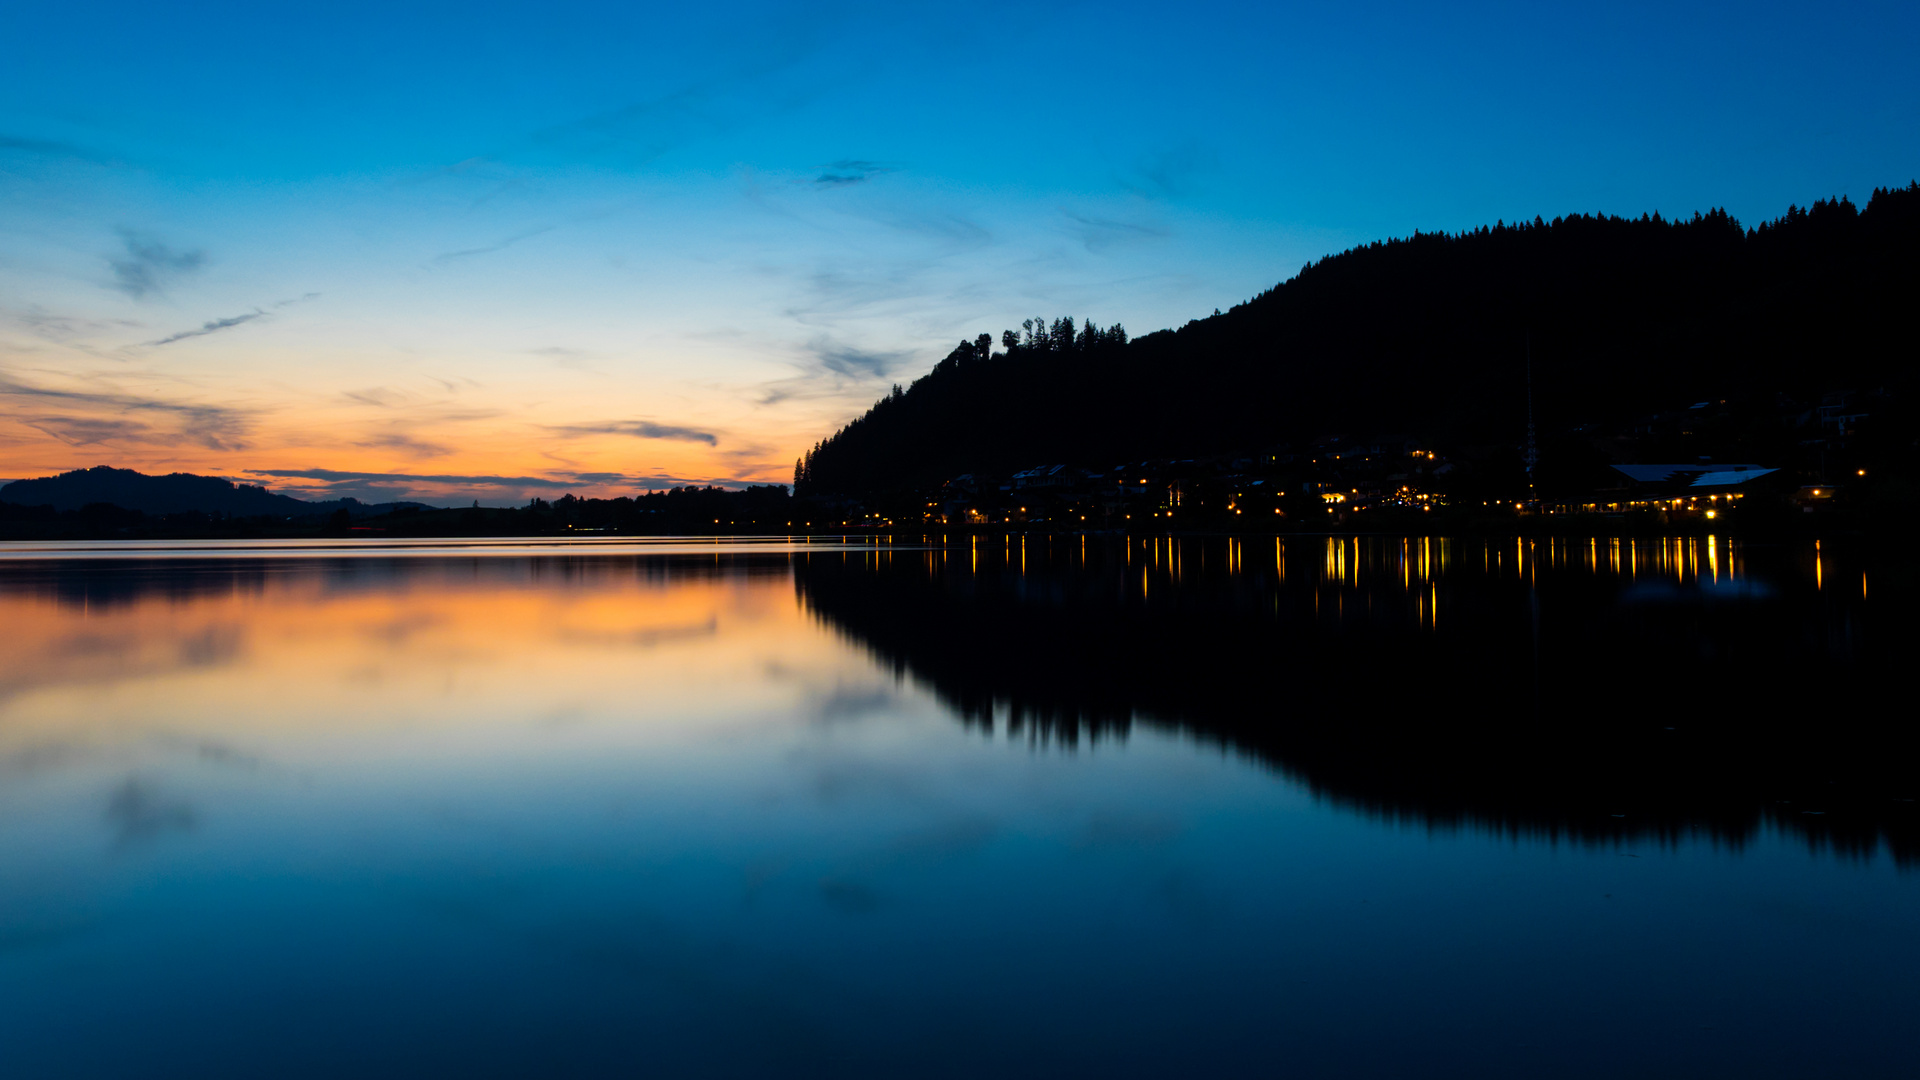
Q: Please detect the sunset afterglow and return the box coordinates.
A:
[8,2,1918,502]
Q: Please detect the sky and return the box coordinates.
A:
[3,0,1917,505]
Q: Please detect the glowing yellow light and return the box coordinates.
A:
[1705,510,1716,519]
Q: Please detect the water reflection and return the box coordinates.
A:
[792,534,1913,862]
[1,538,1915,1077]
[5,536,1903,861]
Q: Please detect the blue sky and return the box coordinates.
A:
[3,0,1916,502]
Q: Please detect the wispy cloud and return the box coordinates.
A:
[812,338,907,379]
[250,468,713,504]
[713,440,779,475]
[255,468,586,489]
[149,310,263,346]
[142,293,314,347]
[1121,140,1218,200]
[782,268,906,323]
[814,159,896,187]
[341,387,408,408]
[561,471,709,489]
[353,432,454,458]
[431,225,555,263]
[108,229,204,298]
[543,420,720,445]
[759,336,912,405]
[19,415,154,446]
[867,210,990,244]
[11,306,143,343]
[1062,211,1169,252]
[0,373,254,449]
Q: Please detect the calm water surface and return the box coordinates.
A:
[0,536,1913,1078]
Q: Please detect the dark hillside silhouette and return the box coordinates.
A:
[0,466,424,517]
[0,477,795,540]
[796,185,1920,498]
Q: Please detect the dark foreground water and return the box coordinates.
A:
[0,536,1913,1078]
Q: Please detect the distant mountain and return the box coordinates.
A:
[0,466,431,517]
[795,183,1920,498]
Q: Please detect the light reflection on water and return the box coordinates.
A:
[0,538,1913,1078]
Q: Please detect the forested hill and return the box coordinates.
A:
[0,466,421,517]
[795,184,1920,497]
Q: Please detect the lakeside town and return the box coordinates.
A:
[1,386,1884,539]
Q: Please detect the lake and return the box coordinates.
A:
[0,535,1913,1078]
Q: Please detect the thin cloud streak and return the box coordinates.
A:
[250,468,722,504]
[144,294,314,346]
[1062,211,1169,252]
[431,225,555,263]
[0,373,254,450]
[815,159,896,187]
[20,415,154,446]
[353,432,454,458]
[544,421,720,445]
[256,468,612,489]
[149,311,264,346]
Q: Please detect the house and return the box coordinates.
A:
[1539,463,1780,517]
[1011,465,1081,490]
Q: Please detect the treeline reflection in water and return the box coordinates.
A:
[791,534,1916,863]
[3,535,1910,863]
